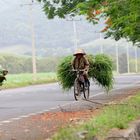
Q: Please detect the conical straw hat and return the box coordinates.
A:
[73,48,86,56]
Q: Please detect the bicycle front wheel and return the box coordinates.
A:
[83,85,90,100]
[74,79,81,101]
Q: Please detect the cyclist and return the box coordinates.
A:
[72,48,90,87]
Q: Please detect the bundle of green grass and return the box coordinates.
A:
[57,54,114,92]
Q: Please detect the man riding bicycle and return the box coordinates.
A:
[72,48,90,87]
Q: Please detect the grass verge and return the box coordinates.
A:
[2,73,57,89]
[52,93,140,140]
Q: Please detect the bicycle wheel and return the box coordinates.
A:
[74,79,81,101]
[83,84,90,100]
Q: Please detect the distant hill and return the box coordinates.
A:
[0,0,105,57]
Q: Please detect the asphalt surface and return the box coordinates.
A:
[0,74,140,140]
[0,74,140,122]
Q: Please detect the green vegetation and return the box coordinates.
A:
[3,73,57,89]
[57,54,113,91]
[90,54,113,91]
[38,0,140,46]
[0,53,61,74]
[1,51,140,76]
[52,93,140,140]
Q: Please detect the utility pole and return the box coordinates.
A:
[115,42,119,74]
[135,46,138,73]
[72,20,78,50]
[21,0,37,80]
[99,33,103,54]
[126,44,130,73]
[66,17,81,51]
[94,31,103,54]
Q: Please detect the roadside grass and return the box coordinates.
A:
[2,73,57,89]
[52,93,140,140]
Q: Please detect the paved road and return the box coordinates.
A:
[0,75,140,122]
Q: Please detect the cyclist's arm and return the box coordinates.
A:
[71,58,76,70]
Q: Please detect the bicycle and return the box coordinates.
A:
[73,69,90,101]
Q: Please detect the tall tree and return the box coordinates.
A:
[38,0,140,46]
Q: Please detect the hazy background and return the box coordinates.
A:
[0,0,140,74]
[0,0,105,56]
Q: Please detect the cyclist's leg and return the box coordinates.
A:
[83,73,90,87]
[74,78,80,96]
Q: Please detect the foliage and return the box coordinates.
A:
[90,54,114,91]
[57,56,76,90]
[37,0,84,18]
[104,0,140,46]
[38,0,140,46]
[57,54,113,91]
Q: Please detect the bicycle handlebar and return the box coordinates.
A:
[72,69,85,72]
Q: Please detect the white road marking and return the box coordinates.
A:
[1,121,12,124]
[0,92,104,126]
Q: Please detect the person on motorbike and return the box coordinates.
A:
[72,48,90,87]
[0,65,8,86]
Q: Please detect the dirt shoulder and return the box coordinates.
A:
[0,86,140,140]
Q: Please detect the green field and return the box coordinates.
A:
[52,93,140,140]
[2,73,57,89]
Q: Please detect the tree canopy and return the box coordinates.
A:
[38,0,140,46]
